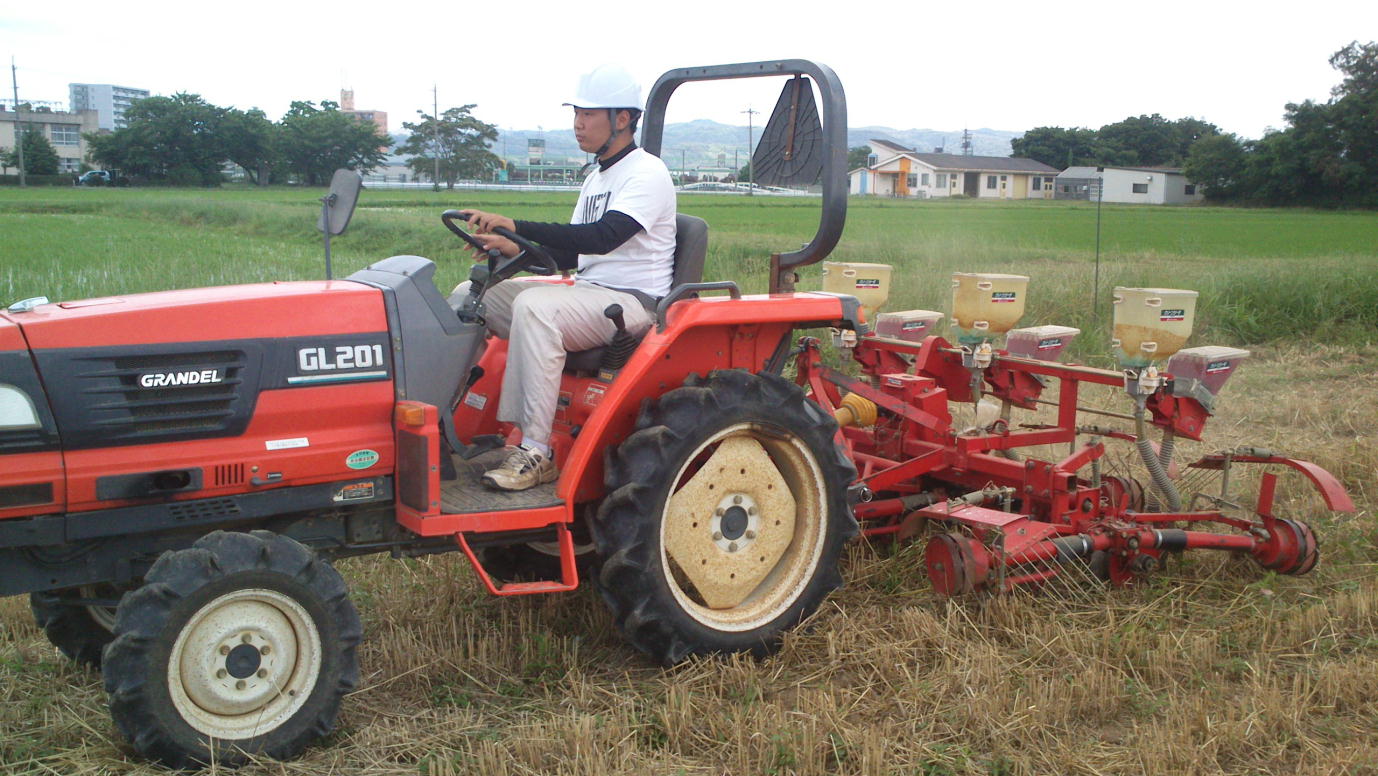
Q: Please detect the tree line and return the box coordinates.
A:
[72,93,500,187]
[1012,42,1376,208]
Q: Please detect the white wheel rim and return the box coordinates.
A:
[168,588,322,740]
[79,584,119,632]
[659,422,828,632]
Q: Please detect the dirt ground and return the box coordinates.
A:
[1,345,1374,775]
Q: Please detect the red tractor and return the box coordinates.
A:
[0,59,1351,769]
[1,60,863,767]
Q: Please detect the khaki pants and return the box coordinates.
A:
[453,279,653,447]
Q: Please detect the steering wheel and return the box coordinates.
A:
[440,210,560,276]
[441,209,495,255]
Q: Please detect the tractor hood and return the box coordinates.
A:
[4,281,387,350]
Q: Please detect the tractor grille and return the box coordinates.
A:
[91,351,243,435]
[35,345,262,450]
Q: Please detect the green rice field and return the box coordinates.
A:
[3,187,1376,359]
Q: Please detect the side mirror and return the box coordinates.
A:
[318,169,363,279]
[318,169,363,236]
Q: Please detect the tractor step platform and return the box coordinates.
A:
[440,449,562,514]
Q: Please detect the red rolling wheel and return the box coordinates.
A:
[1252,518,1320,575]
[1285,519,1320,576]
[924,534,990,596]
[1100,476,1146,514]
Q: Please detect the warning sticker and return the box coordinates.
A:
[1038,337,1064,350]
[856,278,881,289]
[901,320,930,331]
[463,392,488,411]
[1160,309,1186,322]
[584,384,606,407]
[1206,360,1232,373]
[885,376,906,387]
[333,482,376,502]
[991,291,1018,303]
[266,437,309,451]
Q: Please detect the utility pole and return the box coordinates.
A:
[741,106,758,196]
[1093,169,1104,319]
[432,84,440,192]
[680,148,685,185]
[11,58,26,187]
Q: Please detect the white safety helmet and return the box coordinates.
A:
[563,64,642,110]
[565,64,643,159]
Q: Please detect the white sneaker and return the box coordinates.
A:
[482,446,557,491]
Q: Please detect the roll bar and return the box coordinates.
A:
[640,59,848,294]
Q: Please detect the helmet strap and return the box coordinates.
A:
[591,108,621,159]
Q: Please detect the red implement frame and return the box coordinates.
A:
[795,333,1350,593]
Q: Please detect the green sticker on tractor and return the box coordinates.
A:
[346,449,379,470]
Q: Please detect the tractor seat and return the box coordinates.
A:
[564,213,708,373]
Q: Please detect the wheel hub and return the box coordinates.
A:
[720,505,750,540]
[710,495,760,553]
[225,642,263,679]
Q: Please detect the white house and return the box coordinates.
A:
[1055,166,1205,205]
[849,139,1060,200]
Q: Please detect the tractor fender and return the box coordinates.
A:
[556,291,857,503]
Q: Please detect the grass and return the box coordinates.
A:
[4,188,1375,355]
[0,187,1376,774]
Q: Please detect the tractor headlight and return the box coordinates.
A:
[0,384,41,430]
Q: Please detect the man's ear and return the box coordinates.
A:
[616,109,631,133]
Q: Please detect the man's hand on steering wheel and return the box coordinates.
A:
[440,209,559,276]
[459,209,515,235]
[469,233,520,260]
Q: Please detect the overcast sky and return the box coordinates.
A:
[4,0,1373,142]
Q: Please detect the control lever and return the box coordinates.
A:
[606,303,627,333]
[597,303,640,377]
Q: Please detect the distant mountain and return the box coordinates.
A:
[390,121,1021,170]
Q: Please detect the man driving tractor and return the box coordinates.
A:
[454,64,677,491]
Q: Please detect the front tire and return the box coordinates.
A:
[594,370,857,665]
[30,582,132,668]
[102,531,361,768]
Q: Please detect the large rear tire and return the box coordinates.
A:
[102,530,361,768]
[594,370,857,665]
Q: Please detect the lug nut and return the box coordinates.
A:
[219,645,230,655]
[257,669,268,678]
[712,531,723,541]
[733,495,742,505]
[745,530,756,540]
[728,542,738,552]
[241,634,252,644]
[260,645,270,655]
[235,680,246,690]
[715,508,724,516]
[216,668,227,679]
